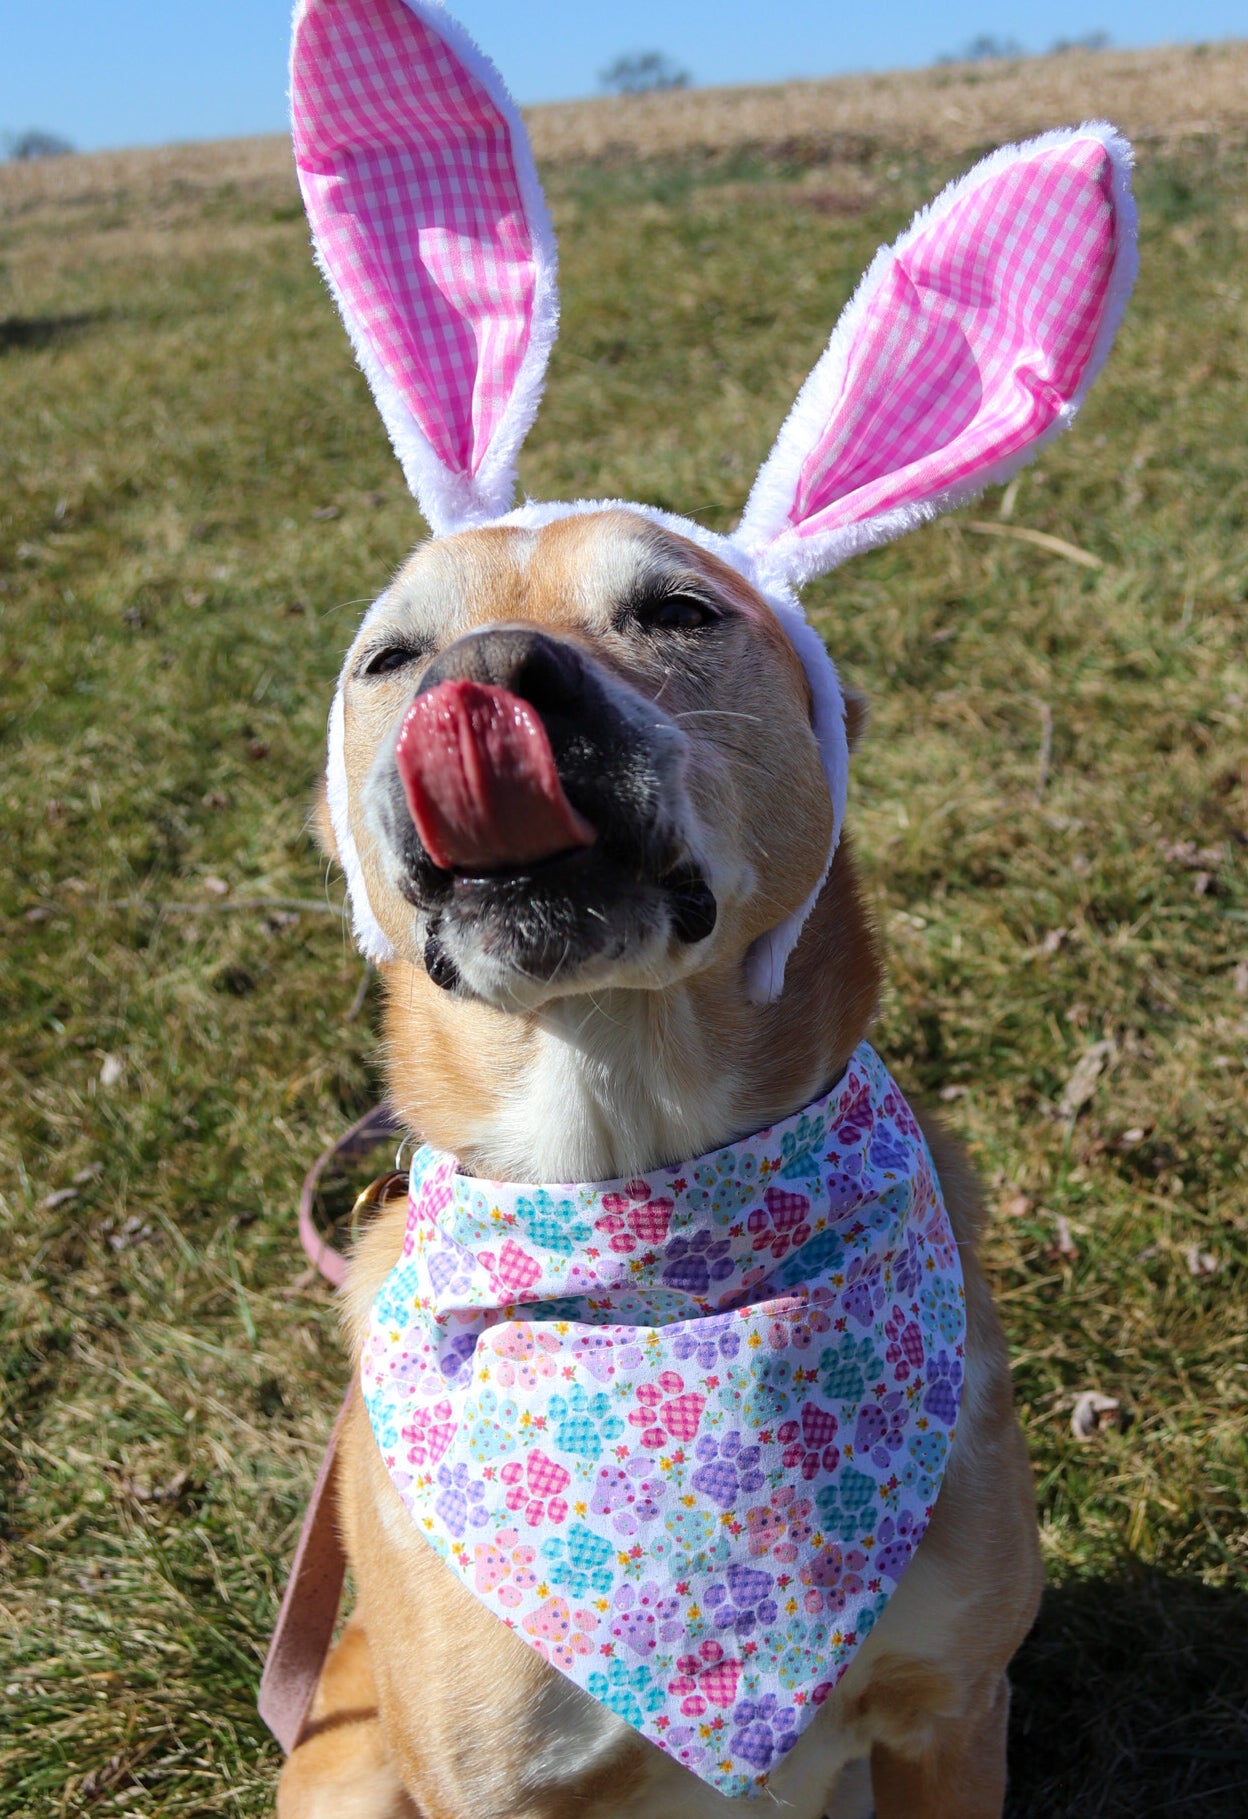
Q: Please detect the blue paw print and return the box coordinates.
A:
[867,1126,912,1175]
[730,1693,799,1771]
[690,1429,764,1508]
[585,1659,665,1729]
[814,1466,877,1542]
[433,1461,487,1537]
[778,1111,826,1181]
[462,1387,518,1461]
[923,1349,963,1425]
[661,1230,734,1295]
[541,1522,616,1598]
[513,1188,592,1257]
[769,1225,845,1290]
[919,1272,964,1345]
[818,1336,885,1406]
[548,1383,625,1462]
[704,1561,778,1639]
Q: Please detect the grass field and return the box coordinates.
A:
[3,44,1247,1817]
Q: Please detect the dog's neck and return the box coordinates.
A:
[382,841,881,1184]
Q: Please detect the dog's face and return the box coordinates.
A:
[332,510,834,1011]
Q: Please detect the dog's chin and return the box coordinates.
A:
[387,847,720,1012]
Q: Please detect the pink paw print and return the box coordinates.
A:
[777,1399,840,1481]
[523,1596,596,1669]
[745,1484,815,1561]
[595,1179,673,1254]
[884,1305,925,1381]
[499,1449,571,1526]
[473,1528,538,1609]
[491,1326,559,1390]
[399,1398,456,1467]
[668,1639,742,1715]
[747,1186,812,1261]
[627,1370,706,1448]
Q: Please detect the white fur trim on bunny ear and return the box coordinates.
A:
[291,0,559,535]
[735,123,1137,591]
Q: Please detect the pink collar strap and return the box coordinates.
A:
[362,1043,965,1796]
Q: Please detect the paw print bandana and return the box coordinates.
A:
[363,1042,964,1797]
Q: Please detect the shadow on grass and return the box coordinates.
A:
[1008,1567,1248,1817]
[0,310,109,354]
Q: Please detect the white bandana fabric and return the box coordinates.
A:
[362,1042,964,1797]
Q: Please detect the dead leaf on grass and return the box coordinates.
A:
[41,1186,78,1210]
[98,1053,124,1089]
[1071,1391,1120,1441]
[1058,1038,1115,1118]
[1185,1243,1220,1279]
[1002,1192,1032,1219]
[1045,1215,1080,1264]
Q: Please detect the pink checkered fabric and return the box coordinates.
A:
[792,139,1115,536]
[292,0,534,479]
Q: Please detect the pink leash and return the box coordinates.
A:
[258,1105,401,1755]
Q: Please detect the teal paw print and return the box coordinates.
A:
[514,1189,592,1257]
[902,1430,948,1503]
[818,1336,885,1406]
[542,1522,616,1598]
[462,1387,519,1462]
[684,1147,760,1217]
[778,1111,825,1181]
[586,1659,665,1728]
[919,1273,964,1346]
[548,1383,624,1462]
[814,1466,877,1542]
[664,1503,731,1578]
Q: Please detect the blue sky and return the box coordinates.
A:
[3,1,1245,154]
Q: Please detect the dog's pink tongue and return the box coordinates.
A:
[395,679,595,872]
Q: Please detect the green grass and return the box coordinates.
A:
[2,134,1246,1816]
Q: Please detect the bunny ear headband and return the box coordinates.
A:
[290,0,1138,1001]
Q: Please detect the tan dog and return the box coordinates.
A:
[274,5,1137,1811]
[278,511,1042,1819]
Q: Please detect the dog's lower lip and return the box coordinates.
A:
[447,843,597,890]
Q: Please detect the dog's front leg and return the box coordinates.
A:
[869,1674,1010,1819]
[276,1620,420,1819]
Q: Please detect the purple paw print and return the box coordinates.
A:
[434,1461,487,1538]
[842,1254,886,1327]
[661,1231,734,1296]
[690,1429,765,1508]
[892,1229,924,1299]
[672,1315,741,1370]
[704,1562,778,1638]
[853,1389,906,1467]
[426,1239,473,1297]
[923,1349,963,1425]
[589,1454,667,1534]
[875,1509,920,1581]
[610,1580,682,1656]
[434,1330,477,1389]
[730,1693,799,1770]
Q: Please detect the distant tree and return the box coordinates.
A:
[6,129,76,160]
[600,52,691,96]
[1050,31,1111,53]
[936,34,1024,65]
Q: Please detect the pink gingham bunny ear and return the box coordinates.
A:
[290,0,558,534]
[733,125,1137,588]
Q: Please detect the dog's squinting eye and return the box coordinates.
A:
[632,593,720,633]
[359,643,425,679]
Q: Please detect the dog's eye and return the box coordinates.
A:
[360,643,423,678]
[633,593,720,633]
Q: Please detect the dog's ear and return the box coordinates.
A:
[733,127,1137,591]
[290,0,559,536]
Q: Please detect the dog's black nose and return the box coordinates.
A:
[417,627,584,716]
